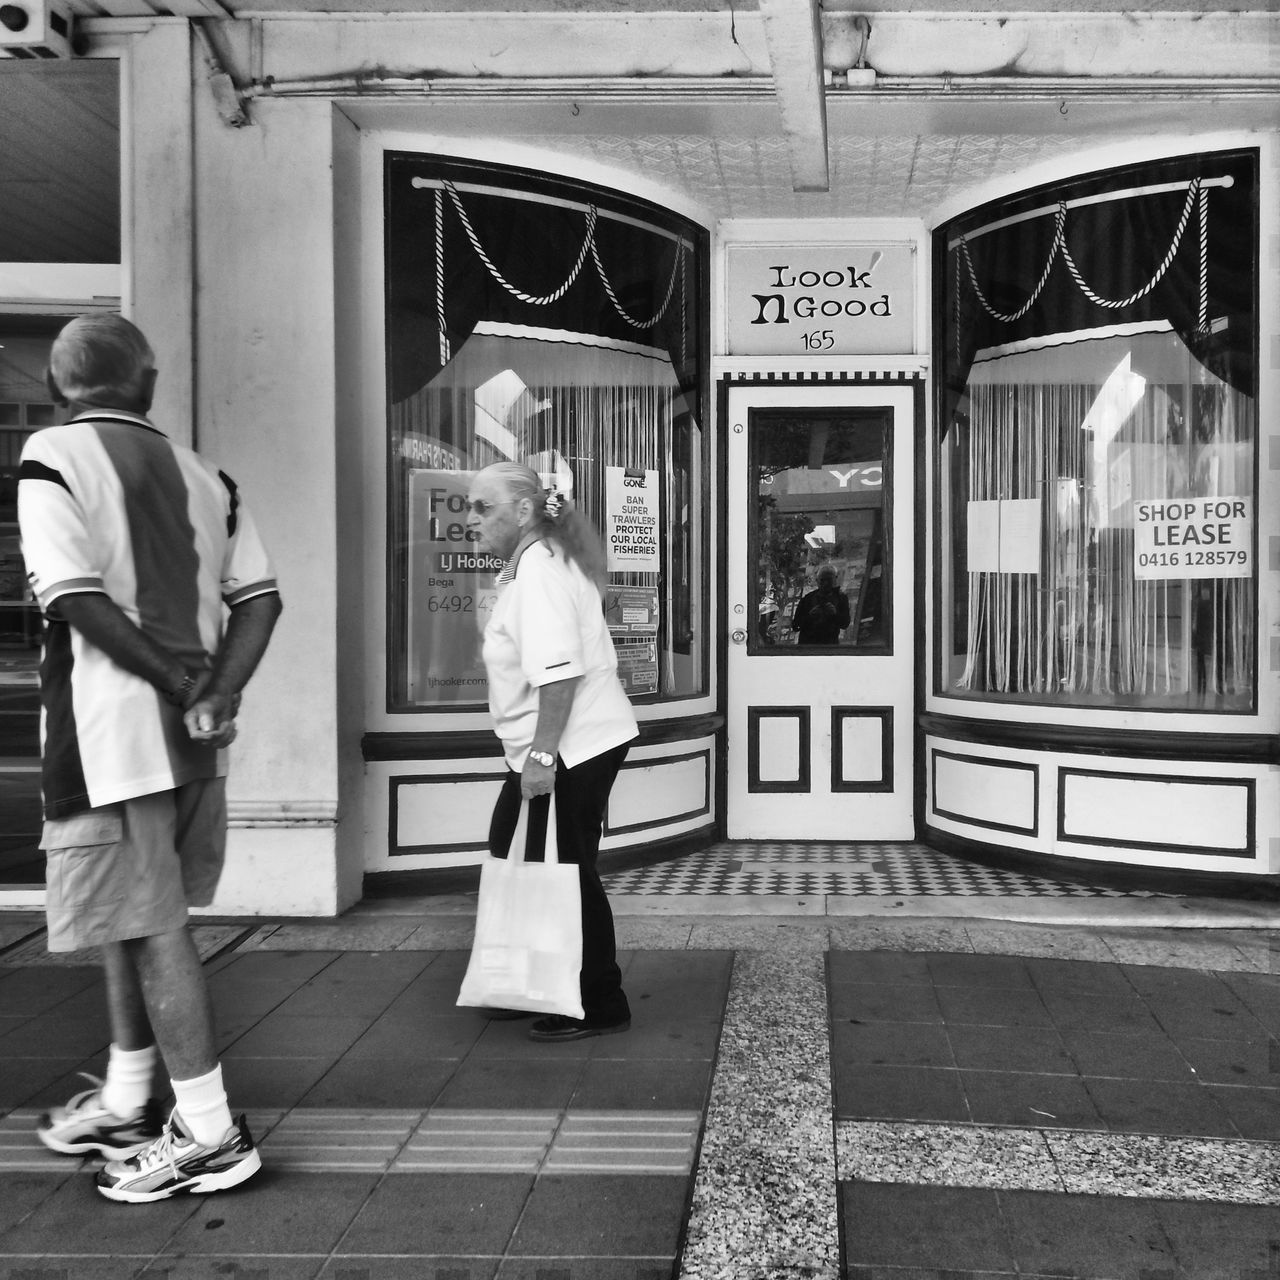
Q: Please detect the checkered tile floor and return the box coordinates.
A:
[601,842,1154,898]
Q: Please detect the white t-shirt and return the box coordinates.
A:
[483,540,637,770]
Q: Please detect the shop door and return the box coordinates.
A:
[726,383,916,839]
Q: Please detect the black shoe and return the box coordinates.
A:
[529,1014,631,1042]
[483,1007,535,1021]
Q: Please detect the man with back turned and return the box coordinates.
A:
[18,314,282,1202]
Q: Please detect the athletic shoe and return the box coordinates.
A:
[95,1110,261,1203]
[37,1075,163,1159]
[529,1014,631,1042]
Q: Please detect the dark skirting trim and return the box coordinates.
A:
[919,712,1280,765]
[362,713,726,762]
[921,824,1280,899]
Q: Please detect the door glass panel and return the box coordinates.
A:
[750,408,891,652]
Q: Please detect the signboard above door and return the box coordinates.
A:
[724,243,916,357]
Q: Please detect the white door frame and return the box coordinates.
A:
[722,374,923,840]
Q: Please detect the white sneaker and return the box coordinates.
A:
[95,1109,261,1203]
[37,1075,162,1159]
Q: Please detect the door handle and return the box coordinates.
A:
[731,629,747,645]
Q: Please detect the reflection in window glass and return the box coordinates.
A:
[936,151,1257,711]
[384,156,708,710]
[752,409,889,651]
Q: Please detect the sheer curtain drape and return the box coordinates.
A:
[953,369,1253,705]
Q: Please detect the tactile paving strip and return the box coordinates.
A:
[0,1107,702,1177]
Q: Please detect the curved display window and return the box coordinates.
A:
[383,155,709,711]
[935,149,1257,714]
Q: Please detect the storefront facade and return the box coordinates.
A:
[1,4,1277,914]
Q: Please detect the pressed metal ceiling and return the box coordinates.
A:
[0,5,1275,266]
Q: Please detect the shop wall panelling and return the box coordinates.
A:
[930,746,1040,837]
[1058,768,1254,858]
[606,748,712,837]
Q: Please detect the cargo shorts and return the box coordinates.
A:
[40,777,227,953]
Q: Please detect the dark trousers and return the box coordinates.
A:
[489,743,631,1023]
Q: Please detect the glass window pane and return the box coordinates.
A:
[384,157,708,710]
[935,150,1257,712]
[752,409,889,651]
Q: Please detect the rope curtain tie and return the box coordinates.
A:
[436,180,690,346]
[445,181,598,307]
[955,177,1212,331]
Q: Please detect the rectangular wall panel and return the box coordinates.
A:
[931,748,1038,836]
[392,773,504,855]
[608,750,711,835]
[1059,769,1253,856]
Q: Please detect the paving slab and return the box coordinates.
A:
[0,888,1278,1278]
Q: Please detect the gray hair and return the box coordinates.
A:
[48,314,154,405]
[477,460,608,593]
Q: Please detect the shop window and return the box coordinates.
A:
[935,150,1257,712]
[384,155,708,711]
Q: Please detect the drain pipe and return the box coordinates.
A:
[193,19,251,127]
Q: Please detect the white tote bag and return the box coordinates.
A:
[457,793,585,1019]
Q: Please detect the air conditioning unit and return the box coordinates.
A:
[0,0,74,58]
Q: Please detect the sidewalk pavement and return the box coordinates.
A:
[0,892,1277,1279]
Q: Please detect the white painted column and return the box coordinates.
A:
[190,88,348,914]
[121,21,194,443]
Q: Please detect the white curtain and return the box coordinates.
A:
[957,372,1253,705]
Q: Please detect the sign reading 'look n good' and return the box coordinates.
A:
[725,243,915,356]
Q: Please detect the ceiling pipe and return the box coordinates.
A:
[241,73,1280,102]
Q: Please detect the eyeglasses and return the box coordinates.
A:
[464,498,515,516]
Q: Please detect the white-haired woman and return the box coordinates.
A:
[465,461,637,1041]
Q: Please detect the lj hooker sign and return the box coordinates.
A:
[725,243,915,356]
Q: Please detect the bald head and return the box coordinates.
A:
[48,314,156,411]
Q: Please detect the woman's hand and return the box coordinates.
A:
[521,757,556,799]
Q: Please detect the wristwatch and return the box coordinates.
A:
[528,749,556,767]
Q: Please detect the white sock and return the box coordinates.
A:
[100,1043,157,1118]
[170,1064,234,1147]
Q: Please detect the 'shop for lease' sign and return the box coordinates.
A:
[1133,496,1252,580]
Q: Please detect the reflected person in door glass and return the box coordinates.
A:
[791,565,851,645]
[465,461,638,1042]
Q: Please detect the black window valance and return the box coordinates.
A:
[384,154,707,412]
[937,148,1258,427]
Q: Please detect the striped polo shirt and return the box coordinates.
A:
[18,410,279,818]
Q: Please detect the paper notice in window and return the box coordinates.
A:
[966,500,1001,573]
[1000,499,1042,574]
[966,498,1041,575]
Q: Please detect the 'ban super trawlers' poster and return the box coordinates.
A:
[407,470,502,704]
[605,467,660,572]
